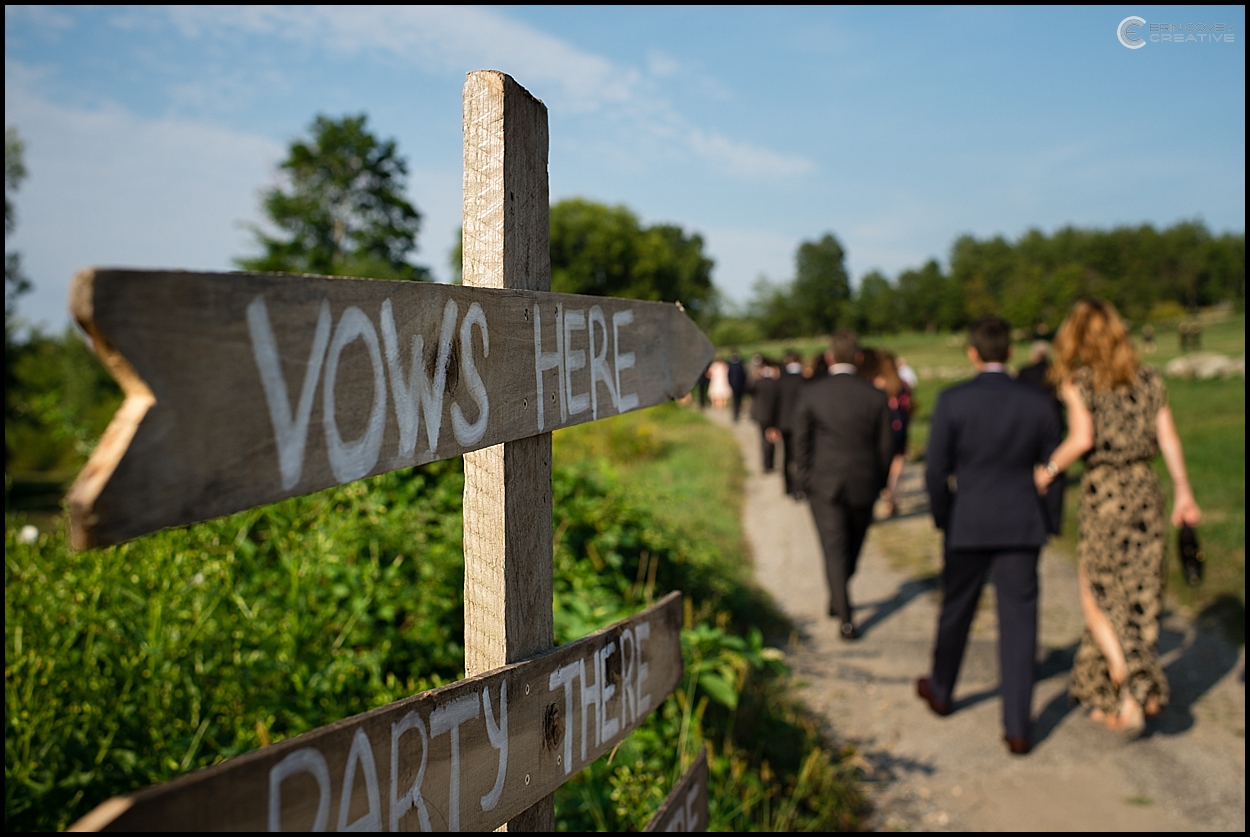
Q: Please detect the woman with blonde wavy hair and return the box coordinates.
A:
[1034,299,1201,733]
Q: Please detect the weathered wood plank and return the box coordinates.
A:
[66,268,713,548]
[461,70,555,831]
[69,594,683,832]
[643,749,708,832]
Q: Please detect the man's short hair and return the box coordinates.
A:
[969,317,1011,363]
[830,330,859,364]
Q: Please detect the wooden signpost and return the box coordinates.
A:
[66,270,710,549]
[644,750,709,833]
[70,596,682,832]
[66,70,713,832]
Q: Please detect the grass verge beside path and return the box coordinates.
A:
[550,403,863,830]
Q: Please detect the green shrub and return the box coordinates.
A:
[6,408,863,831]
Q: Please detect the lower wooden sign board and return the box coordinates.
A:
[69,593,682,832]
[643,749,708,833]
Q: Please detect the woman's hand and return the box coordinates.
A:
[1035,379,1091,497]
[1156,405,1200,528]
[1033,463,1052,495]
[1171,487,1201,528]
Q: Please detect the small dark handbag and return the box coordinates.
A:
[1178,524,1204,585]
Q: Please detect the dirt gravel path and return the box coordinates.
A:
[706,406,1245,831]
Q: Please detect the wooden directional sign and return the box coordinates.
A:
[643,749,708,832]
[66,268,713,548]
[69,594,682,832]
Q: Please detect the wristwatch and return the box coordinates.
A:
[1045,460,1060,478]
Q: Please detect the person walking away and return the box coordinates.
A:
[771,351,807,499]
[877,350,913,517]
[1033,299,1200,734]
[917,317,1062,755]
[695,364,710,409]
[794,331,893,640]
[727,351,747,422]
[751,358,780,473]
[708,357,731,409]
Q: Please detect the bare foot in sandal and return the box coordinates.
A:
[1106,692,1146,735]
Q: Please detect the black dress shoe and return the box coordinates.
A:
[840,622,859,641]
[1004,735,1032,755]
[916,677,953,717]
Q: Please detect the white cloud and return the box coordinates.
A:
[5,67,284,330]
[686,128,816,179]
[151,5,813,178]
[646,50,682,79]
[161,5,634,112]
[5,5,75,32]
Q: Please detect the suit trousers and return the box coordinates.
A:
[780,430,796,495]
[808,496,874,623]
[930,547,1039,740]
[759,430,776,472]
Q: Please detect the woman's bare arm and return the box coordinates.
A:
[1034,379,1093,494]
[1156,405,1201,527]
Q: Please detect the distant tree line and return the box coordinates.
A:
[451,198,718,327]
[728,222,1244,343]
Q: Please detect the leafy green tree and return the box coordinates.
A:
[6,126,29,321]
[549,199,716,323]
[748,276,805,340]
[790,233,850,335]
[896,259,961,332]
[6,126,31,467]
[237,114,429,281]
[852,270,898,334]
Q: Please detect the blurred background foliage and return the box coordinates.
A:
[711,222,1243,347]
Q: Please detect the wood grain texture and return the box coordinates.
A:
[63,268,713,549]
[461,69,555,832]
[68,594,683,833]
[643,749,708,832]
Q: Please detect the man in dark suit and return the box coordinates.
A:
[771,350,807,498]
[795,331,893,639]
[917,317,1061,755]
[750,357,780,472]
[727,352,747,422]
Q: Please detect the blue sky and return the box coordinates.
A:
[5,5,1245,331]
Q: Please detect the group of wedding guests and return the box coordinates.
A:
[747,345,916,513]
[739,298,1200,752]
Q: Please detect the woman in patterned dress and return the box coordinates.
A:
[1033,299,1201,733]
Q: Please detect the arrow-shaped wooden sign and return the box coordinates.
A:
[643,748,708,832]
[69,594,683,832]
[66,268,713,548]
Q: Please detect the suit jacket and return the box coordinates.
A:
[751,376,779,426]
[925,371,1062,550]
[775,370,806,432]
[794,373,894,507]
[727,358,747,394]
